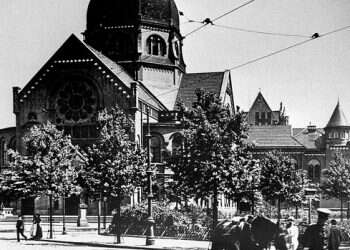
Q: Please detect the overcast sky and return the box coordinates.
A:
[0,0,349,128]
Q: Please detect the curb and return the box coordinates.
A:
[41,239,208,250]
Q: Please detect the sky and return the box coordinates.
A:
[0,0,349,129]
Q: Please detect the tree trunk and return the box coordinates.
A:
[340,194,343,222]
[116,195,122,244]
[49,194,53,239]
[212,187,218,232]
[211,187,219,250]
[277,198,281,226]
[98,194,101,235]
[295,206,298,219]
[347,199,350,220]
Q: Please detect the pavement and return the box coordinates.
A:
[0,223,211,250]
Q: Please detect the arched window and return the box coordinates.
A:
[290,158,298,169]
[150,135,162,163]
[147,35,166,56]
[308,159,321,182]
[171,133,183,155]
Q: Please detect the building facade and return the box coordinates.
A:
[0,0,236,216]
[246,92,350,208]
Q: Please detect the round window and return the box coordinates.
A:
[56,80,97,123]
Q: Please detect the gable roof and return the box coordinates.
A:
[175,71,226,110]
[326,101,350,128]
[17,34,167,111]
[248,91,272,113]
[248,125,304,148]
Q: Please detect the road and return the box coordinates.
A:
[0,238,137,250]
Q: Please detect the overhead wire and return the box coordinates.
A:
[141,24,350,103]
[183,0,256,38]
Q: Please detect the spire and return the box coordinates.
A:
[326,101,350,128]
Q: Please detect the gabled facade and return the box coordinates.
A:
[246,92,350,208]
[0,0,236,216]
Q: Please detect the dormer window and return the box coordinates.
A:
[147,35,166,56]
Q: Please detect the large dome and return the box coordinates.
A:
[87,0,180,31]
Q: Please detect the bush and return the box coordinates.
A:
[114,201,210,240]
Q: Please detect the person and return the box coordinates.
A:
[30,214,42,240]
[286,216,299,250]
[239,215,254,250]
[301,208,332,250]
[328,219,342,250]
[16,215,27,242]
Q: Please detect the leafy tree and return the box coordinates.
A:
[321,152,350,221]
[0,122,80,238]
[78,106,147,243]
[259,150,307,224]
[169,89,253,234]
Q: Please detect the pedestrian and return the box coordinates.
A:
[30,214,42,240]
[328,219,342,250]
[239,215,254,250]
[286,216,299,250]
[301,208,332,250]
[16,215,27,242]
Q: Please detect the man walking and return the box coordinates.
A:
[301,208,332,250]
[16,215,27,242]
[328,219,342,250]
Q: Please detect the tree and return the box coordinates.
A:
[169,89,253,234]
[0,122,80,238]
[259,150,306,224]
[321,152,350,221]
[78,106,147,243]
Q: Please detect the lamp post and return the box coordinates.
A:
[48,190,53,239]
[145,107,155,246]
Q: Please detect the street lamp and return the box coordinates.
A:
[145,107,155,246]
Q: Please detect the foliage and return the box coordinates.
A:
[260,151,307,207]
[116,202,210,240]
[321,152,350,200]
[77,106,147,200]
[0,122,80,199]
[169,89,256,229]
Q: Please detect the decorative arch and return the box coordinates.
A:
[146,35,166,56]
[308,159,321,182]
[150,133,165,163]
[169,132,183,155]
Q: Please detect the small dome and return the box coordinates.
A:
[87,0,180,31]
[326,101,350,128]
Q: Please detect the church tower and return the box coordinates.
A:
[84,0,186,87]
[324,101,350,170]
[324,101,350,147]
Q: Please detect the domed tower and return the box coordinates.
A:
[84,0,185,86]
[324,101,350,146]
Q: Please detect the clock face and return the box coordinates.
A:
[56,79,97,123]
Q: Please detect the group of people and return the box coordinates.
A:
[233,208,343,250]
[16,214,42,242]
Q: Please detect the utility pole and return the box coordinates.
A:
[145,107,155,245]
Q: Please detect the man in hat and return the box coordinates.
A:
[301,208,332,250]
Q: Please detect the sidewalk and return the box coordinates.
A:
[0,231,211,250]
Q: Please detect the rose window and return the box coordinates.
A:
[56,81,97,123]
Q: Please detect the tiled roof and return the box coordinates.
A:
[326,101,350,128]
[293,128,324,150]
[248,125,303,148]
[83,41,134,87]
[175,72,225,109]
